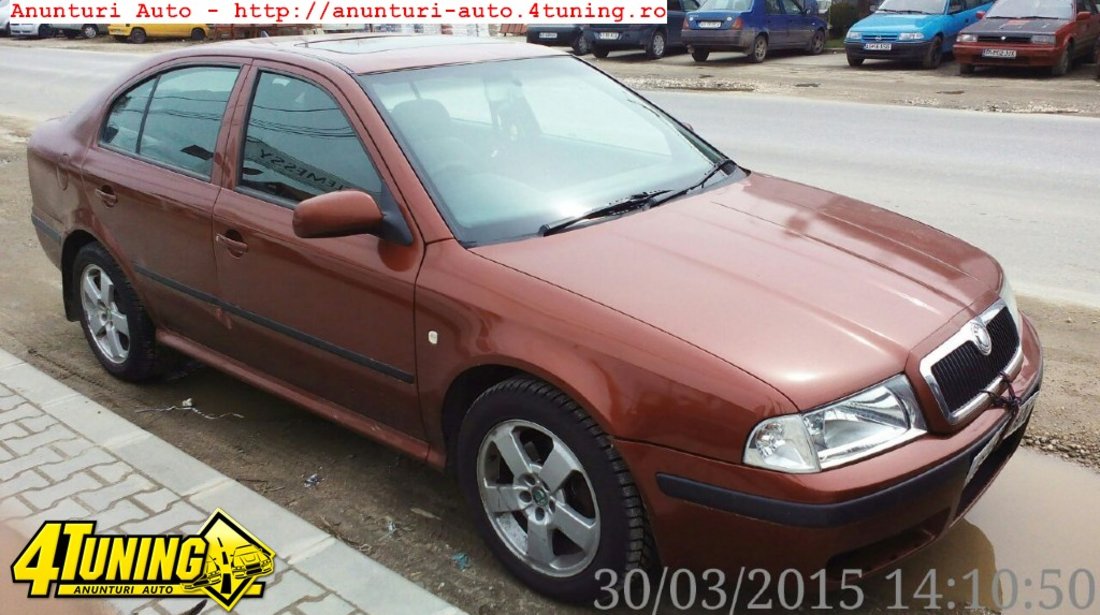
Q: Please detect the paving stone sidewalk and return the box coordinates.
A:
[0,348,464,615]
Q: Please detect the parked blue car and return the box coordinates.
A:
[683,0,828,63]
[844,0,992,68]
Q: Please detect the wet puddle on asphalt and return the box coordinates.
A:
[866,449,1100,612]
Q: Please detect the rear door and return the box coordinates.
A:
[764,0,789,46]
[80,60,247,352]
[210,62,424,437]
[1078,0,1100,54]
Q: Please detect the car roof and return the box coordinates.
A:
[174,33,565,74]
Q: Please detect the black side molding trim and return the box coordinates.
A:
[134,265,414,384]
[32,215,62,244]
[656,422,1005,528]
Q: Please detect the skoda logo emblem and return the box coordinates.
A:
[1001,35,1007,40]
[876,35,883,40]
[971,321,993,356]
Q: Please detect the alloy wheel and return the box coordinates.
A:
[80,264,130,364]
[476,419,600,578]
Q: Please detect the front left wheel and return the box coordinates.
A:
[571,33,590,55]
[456,377,651,603]
[644,29,667,59]
[806,29,826,55]
[72,243,173,381]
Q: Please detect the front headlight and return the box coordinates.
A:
[958,33,978,43]
[846,30,862,41]
[1000,274,1022,333]
[1031,34,1056,44]
[898,32,925,41]
[744,375,927,473]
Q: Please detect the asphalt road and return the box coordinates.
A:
[4,44,1097,307]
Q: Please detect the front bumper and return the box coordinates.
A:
[617,316,1042,575]
[682,28,753,51]
[954,42,1061,67]
[845,40,933,61]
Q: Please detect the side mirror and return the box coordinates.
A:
[976,10,985,18]
[1077,10,1091,21]
[293,190,384,239]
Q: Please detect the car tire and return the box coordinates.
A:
[806,29,826,55]
[749,34,768,63]
[921,36,943,69]
[958,62,974,75]
[128,27,147,44]
[571,33,590,55]
[456,377,652,603]
[691,47,710,62]
[644,29,667,59]
[1051,44,1070,76]
[591,43,610,58]
[38,25,54,39]
[190,27,206,42]
[81,24,99,39]
[847,54,865,67]
[72,243,173,382]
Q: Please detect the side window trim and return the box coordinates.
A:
[98,61,244,182]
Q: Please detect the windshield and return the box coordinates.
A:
[359,57,730,245]
[985,0,1073,17]
[876,0,946,13]
[699,0,755,11]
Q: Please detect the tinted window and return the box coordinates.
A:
[240,72,384,204]
[765,0,782,13]
[782,0,805,12]
[137,67,239,178]
[102,79,155,153]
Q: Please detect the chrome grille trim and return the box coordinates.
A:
[919,299,1024,424]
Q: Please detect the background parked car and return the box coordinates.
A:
[953,0,1100,75]
[526,24,591,54]
[0,0,11,37]
[845,0,992,68]
[55,23,109,39]
[9,23,55,38]
[684,0,828,63]
[108,23,211,43]
[587,0,700,58]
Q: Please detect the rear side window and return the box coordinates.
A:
[239,72,383,205]
[102,79,155,153]
[100,66,240,180]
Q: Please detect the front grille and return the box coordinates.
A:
[929,308,1019,412]
[863,34,899,41]
[977,35,1031,43]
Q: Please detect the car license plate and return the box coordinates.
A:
[538,32,558,39]
[982,48,1017,58]
[966,427,1003,485]
[1007,392,1038,435]
[699,21,723,28]
[598,32,619,40]
[863,42,892,51]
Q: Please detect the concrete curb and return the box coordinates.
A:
[0,348,465,615]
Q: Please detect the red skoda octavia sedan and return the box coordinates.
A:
[28,35,1042,602]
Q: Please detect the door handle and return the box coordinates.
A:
[215,232,249,256]
[94,185,118,207]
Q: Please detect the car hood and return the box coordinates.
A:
[853,13,945,31]
[964,16,1071,34]
[474,173,998,410]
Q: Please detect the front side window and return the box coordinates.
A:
[100,65,240,179]
[360,57,730,245]
[239,72,384,205]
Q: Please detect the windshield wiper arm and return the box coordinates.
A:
[647,158,737,209]
[540,190,671,236]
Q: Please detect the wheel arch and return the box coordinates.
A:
[61,229,100,321]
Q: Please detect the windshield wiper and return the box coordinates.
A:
[1011,14,1061,18]
[540,190,671,236]
[646,158,737,209]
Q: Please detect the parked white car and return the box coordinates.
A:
[1,0,12,36]
[9,23,55,38]
[54,23,107,38]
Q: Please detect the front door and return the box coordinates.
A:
[80,62,245,351]
[211,65,423,437]
[781,0,813,46]
[764,0,789,46]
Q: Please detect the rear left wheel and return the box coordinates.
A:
[749,34,768,63]
[691,47,711,62]
[81,24,99,39]
[456,377,651,603]
[128,27,147,44]
[72,243,173,382]
[644,29,667,59]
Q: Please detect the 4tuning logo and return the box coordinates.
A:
[10,509,275,611]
